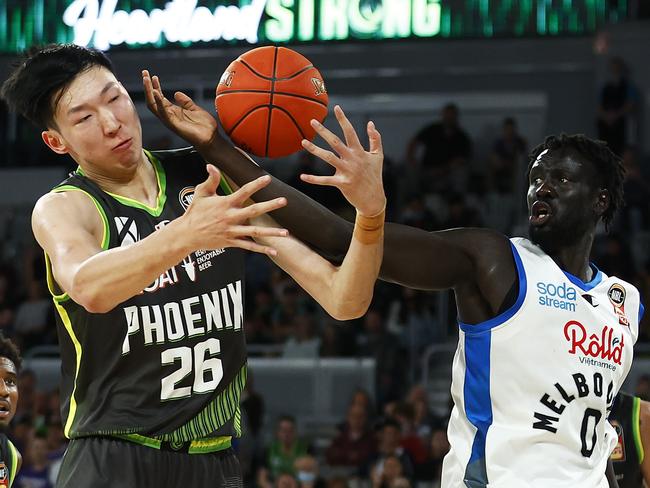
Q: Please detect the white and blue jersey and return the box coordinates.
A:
[442,237,643,488]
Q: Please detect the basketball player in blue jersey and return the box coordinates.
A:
[0,336,22,488]
[150,70,644,485]
[1,44,385,488]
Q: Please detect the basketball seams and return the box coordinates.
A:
[264,47,280,157]
[216,46,329,157]
[216,90,328,108]
[239,58,315,82]
[226,105,268,138]
[271,105,307,140]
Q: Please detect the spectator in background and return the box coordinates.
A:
[13,278,52,350]
[636,375,650,402]
[369,419,414,481]
[370,454,405,488]
[244,286,275,344]
[326,478,349,488]
[356,308,404,407]
[294,455,326,488]
[259,415,309,486]
[387,288,438,354]
[597,57,639,156]
[392,403,428,467]
[406,103,472,194]
[0,264,19,332]
[283,315,321,359]
[271,283,314,344]
[326,404,377,471]
[287,152,347,216]
[619,146,650,233]
[441,193,483,229]
[14,370,37,422]
[319,321,347,357]
[593,234,636,283]
[15,433,52,488]
[273,473,299,488]
[406,385,437,442]
[45,420,66,487]
[391,477,411,488]
[397,195,439,232]
[349,389,377,424]
[489,117,527,194]
[241,373,265,440]
[415,427,450,485]
[10,416,34,456]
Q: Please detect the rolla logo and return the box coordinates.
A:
[563,320,624,365]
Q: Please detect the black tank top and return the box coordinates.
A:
[0,433,19,487]
[609,391,644,488]
[46,148,247,443]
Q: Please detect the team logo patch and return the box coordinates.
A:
[0,462,7,482]
[608,284,626,307]
[608,284,629,327]
[114,217,140,247]
[610,420,626,461]
[179,186,195,211]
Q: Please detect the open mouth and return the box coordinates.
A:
[0,403,11,416]
[530,201,552,226]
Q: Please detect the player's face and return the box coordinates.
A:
[0,358,18,428]
[44,66,144,176]
[527,150,604,253]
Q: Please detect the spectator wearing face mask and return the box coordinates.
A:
[294,455,326,488]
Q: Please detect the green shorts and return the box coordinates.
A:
[56,436,242,488]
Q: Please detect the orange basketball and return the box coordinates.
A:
[215,46,329,158]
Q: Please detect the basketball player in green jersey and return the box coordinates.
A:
[0,336,22,488]
[1,44,385,487]
[608,391,650,487]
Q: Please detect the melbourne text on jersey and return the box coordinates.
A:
[121,280,244,355]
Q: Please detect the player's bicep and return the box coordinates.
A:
[32,192,106,295]
[380,223,477,290]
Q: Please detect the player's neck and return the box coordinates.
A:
[85,151,159,207]
[546,232,595,282]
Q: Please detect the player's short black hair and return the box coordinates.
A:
[1,43,114,129]
[527,134,625,230]
[0,335,22,372]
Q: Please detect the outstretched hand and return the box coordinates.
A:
[300,105,386,216]
[182,164,289,256]
[142,70,220,148]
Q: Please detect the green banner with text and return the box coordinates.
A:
[0,0,629,53]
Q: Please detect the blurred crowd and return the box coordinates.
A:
[0,55,648,487]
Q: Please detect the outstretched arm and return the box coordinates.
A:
[251,106,385,320]
[142,71,513,301]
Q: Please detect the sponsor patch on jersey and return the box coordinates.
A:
[537,281,577,312]
[564,320,624,367]
[610,420,626,461]
[608,284,630,327]
[115,217,140,247]
[179,186,195,211]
